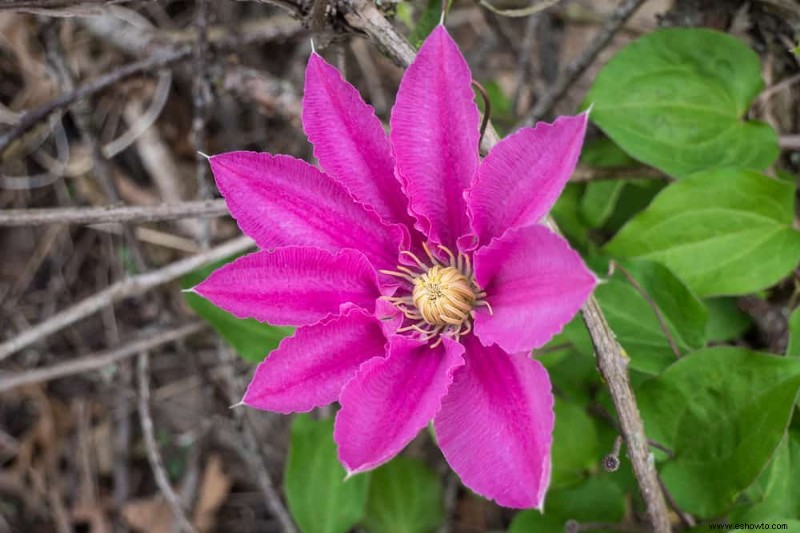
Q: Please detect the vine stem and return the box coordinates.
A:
[343,2,671,531]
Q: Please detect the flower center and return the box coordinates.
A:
[380,243,492,347]
[412,266,475,326]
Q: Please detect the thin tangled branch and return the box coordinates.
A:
[0,15,302,159]
[0,47,191,158]
[137,351,198,533]
[0,321,205,393]
[0,236,254,361]
[0,200,229,227]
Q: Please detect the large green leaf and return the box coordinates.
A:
[581,180,626,229]
[182,258,293,363]
[540,341,599,406]
[787,307,800,358]
[361,456,443,533]
[508,476,625,533]
[594,259,706,375]
[551,183,593,253]
[617,259,707,350]
[585,28,778,177]
[579,138,637,229]
[606,169,800,297]
[638,347,800,517]
[550,399,599,488]
[285,415,370,533]
[603,179,666,235]
[731,430,800,522]
[704,298,752,343]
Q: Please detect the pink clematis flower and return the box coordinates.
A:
[194,25,596,509]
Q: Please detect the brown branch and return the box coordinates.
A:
[0,236,254,361]
[0,199,229,226]
[521,0,649,125]
[192,0,213,248]
[579,298,670,532]
[0,47,191,159]
[0,0,129,9]
[0,321,205,393]
[340,2,671,531]
[222,65,302,126]
[779,134,800,150]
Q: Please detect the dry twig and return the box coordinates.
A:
[0,321,205,393]
[0,200,229,226]
[0,47,191,158]
[192,0,213,248]
[0,16,302,159]
[137,351,198,533]
[0,0,128,8]
[0,236,254,361]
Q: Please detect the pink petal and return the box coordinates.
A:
[334,335,465,474]
[473,225,596,353]
[242,307,387,414]
[303,54,415,232]
[434,335,554,509]
[467,113,588,247]
[389,26,479,250]
[209,151,401,271]
[193,247,381,326]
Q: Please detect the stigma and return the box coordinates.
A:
[380,243,492,347]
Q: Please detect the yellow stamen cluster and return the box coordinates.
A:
[380,243,492,347]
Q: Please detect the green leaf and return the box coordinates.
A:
[606,168,800,297]
[551,183,590,251]
[285,415,370,533]
[704,298,752,343]
[585,28,778,177]
[581,181,626,229]
[731,429,800,522]
[550,399,599,488]
[618,259,707,350]
[362,456,443,533]
[603,180,666,235]
[638,347,800,517]
[788,307,800,358]
[508,476,625,533]
[182,259,292,363]
[595,259,706,375]
[581,137,639,168]
[408,0,447,49]
[578,138,632,229]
